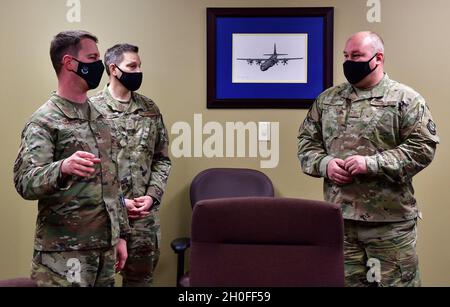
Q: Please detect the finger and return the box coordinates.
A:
[125,199,136,206]
[139,212,151,217]
[345,164,354,173]
[75,151,97,159]
[128,214,140,220]
[133,202,146,208]
[344,158,355,168]
[344,155,356,161]
[334,159,347,166]
[87,158,101,164]
[346,164,357,174]
[125,205,137,212]
[334,168,351,177]
[75,157,95,167]
[341,174,354,182]
[115,260,124,273]
[349,168,361,176]
[334,173,352,183]
[126,206,137,213]
[335,162,349,172]
[134,205,150,213]
[74,164,95,174]
[117,255,126,271]
[118,261,125,272]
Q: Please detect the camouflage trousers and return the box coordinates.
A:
[31,246,116,287]
[121,211,160,287]
[120,245,160,287]
[344,218,420,287]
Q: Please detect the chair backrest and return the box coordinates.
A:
[189,197,344,287]
[0,277,37,287]
[189,168,274,208]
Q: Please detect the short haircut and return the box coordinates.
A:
[368,31,385,53]
[104,44,139,75]
[50,30,98,75]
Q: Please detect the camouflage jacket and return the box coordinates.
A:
[298,74,439,222]
[14,93,131,251]
[90,87,171,206]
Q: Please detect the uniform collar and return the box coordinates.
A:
[102,85,148,113]
[341,73,390,101]
[50,92,101,120]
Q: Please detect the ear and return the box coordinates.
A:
[62,55,76,71]
[376,52,384,64]
[109,63,119,77]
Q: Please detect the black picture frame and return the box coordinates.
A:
[207,7,334,109]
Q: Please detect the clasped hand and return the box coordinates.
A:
[327,155,368,185]
[125,196,153,220]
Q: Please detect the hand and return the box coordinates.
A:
[125,199,140,220]
[125,196,153,220]
[61,151,101,178]
[344,155,368,176]
[327,158,353,185]
[133,196,153,218]
[115,238,128,273]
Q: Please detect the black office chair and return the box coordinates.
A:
[170,168,274,287]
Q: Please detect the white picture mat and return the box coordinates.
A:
[232,33,308,84]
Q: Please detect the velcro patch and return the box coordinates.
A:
[427,119,437,136]
[139,111,159,118]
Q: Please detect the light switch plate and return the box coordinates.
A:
[258,122,271,141]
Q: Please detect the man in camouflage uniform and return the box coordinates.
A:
[297,31,439,287]
[13,31,131,287]
[91,43,171,287]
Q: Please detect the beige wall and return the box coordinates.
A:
[0,0,448,286]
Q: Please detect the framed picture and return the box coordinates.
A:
[207,7,334,109]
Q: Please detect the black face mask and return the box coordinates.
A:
[71,58,105,89]
[343,53,378,84]
[115,65,143,92]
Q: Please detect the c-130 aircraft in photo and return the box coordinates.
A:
[237,44,303,71]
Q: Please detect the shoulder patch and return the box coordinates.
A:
[427,119,437,136]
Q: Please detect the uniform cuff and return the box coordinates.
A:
[319,156,334,178]
[56,160,74,191]
[147,186,163,205]
[150,196,160,208]
[365,156,379,175]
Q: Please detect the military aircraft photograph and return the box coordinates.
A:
[232,34,307,84]
[237,44,303,72]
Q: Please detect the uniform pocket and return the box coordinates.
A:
[55,129,76,158]
[394,219,420,286]
[400,260,418,283]
[322,100,345,150]
[137,116,157,152]
[362,100,400,149]
[396,249,419,285]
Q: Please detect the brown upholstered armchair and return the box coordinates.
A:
[189,197,344,287]
[0,277,37,287]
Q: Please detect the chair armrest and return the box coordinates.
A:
[171,237,191,254]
